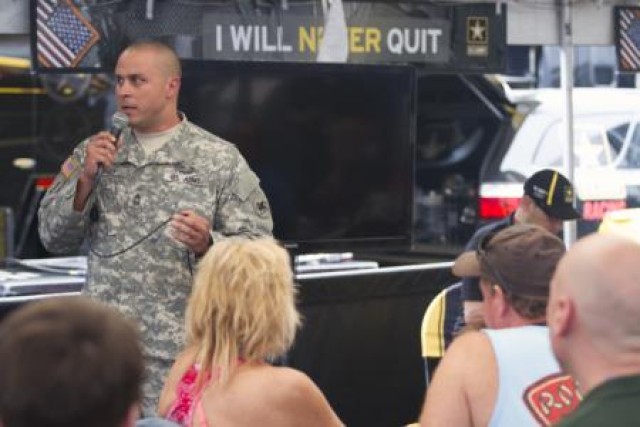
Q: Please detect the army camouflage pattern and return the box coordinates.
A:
[38,118,273,409]
[141,355,174,416]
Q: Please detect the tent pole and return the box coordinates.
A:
[560,0,577,247]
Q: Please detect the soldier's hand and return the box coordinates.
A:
[169,210,212,255]
[81,131,119,182]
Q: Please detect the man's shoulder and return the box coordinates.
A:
[443,331,494,369]
[465,216,512,250]
[182,121,238,152]
[431,330,498,425]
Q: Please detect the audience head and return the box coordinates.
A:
[454,223,565,328]
[0,296,144,427]
[548,233,640,393]
[517,169,580,234]
[186,237,300,383]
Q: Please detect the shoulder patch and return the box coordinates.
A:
[253,195,271,219]
[61,157,80,179]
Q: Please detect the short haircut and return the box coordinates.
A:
[502,290,547,320]
[186,237,300,385]
[124,40,182,77]
[0,296,144,427]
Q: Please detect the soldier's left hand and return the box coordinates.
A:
[169,210,212,255]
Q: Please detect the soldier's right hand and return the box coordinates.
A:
[81,131,119,182]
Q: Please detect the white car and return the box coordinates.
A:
[479,88,640,234]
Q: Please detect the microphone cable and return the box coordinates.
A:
[87,216,173,259]
[86,216,195,279]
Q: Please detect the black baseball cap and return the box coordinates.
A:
[523,169,581,220]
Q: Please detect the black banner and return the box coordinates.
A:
[31,0,505,73]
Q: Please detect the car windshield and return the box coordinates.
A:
[532,114,633,169]
[618,122,640,169]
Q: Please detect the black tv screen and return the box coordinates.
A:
[179,60,415,253]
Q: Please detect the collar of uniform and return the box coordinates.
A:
[117,113,188,167]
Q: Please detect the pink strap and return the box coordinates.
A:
[193,398,210,427]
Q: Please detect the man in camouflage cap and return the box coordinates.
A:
[38,40,273,415]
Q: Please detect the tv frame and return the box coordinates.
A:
[178,59,417,254]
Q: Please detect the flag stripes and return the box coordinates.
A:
[616,7,640,72]
[36,0,100,69]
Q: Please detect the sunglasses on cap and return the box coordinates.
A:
[476,231,517,295]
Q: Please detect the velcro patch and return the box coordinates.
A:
[253,195,271,219]
[523,373,581,426]
[61,157,80,179]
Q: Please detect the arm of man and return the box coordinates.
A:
[38,139,95,254]
[39,131,119,254]
[167,210,212,256]
[167,148,273,256]
[419,331,497,427]
[72,131,119,212]
[210,148,273,241]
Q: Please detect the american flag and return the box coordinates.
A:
[36,0,100,69]
[616,7,640,72]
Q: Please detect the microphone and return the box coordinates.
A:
[109,111,129,142]
[96,111,129,183]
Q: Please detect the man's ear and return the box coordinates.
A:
[166,76,181,99]
[549,296,573,338]
[520,195,535,211]
[492,285,509,317]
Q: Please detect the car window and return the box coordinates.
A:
[574,127,613,167]
[532,120,564,167]
[606,122,628,155]
[533,117,627,169]
[619,123,640,168]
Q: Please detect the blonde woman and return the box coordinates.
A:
[158,237,343,427]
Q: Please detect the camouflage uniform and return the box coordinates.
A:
[38,118,273,414]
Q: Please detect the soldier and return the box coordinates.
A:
[38,40,273,415]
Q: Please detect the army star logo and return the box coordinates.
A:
[564,186,574,203]
[466,17,489,57]
[468,17,488,43]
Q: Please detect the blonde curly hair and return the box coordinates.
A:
[185,237,300,387]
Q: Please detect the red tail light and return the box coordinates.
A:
[479,197,520,220]
[35,175,55,191]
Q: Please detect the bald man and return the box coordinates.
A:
[38,41,273,414]
[548,233,640,426]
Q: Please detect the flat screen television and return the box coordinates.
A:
[179,60,416,253]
